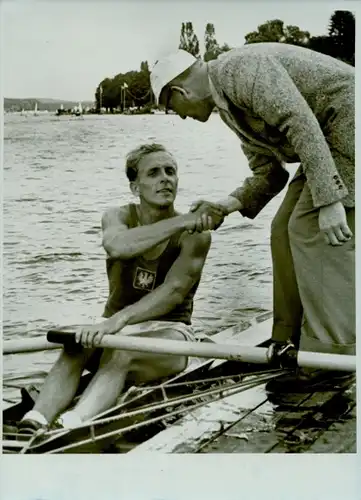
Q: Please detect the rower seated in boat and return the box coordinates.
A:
[19,143,221,434]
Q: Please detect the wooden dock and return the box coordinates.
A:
[130,376,356,454]
[200,380,356,453]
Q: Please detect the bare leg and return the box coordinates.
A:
[72,328,187,421]
[72,348,131,421]
[32,348,94,423]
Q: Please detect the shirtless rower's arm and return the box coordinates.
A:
[102,204,206,259]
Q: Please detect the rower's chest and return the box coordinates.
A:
[142,240,169,261]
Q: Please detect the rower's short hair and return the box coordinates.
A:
[125,143,175,181]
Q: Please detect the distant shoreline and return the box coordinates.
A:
[4,97,94,113]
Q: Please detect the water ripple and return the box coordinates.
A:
[16,252,84,265]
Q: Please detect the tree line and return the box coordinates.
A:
[95,10,354,113]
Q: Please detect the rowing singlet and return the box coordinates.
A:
[103,204,199,325]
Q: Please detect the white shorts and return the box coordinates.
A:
[90,318,196,343]
[85,319,198,373]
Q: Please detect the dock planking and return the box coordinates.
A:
[199,380,356,454]
[306,405,356,453]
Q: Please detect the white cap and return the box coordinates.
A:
[150,49,197,105]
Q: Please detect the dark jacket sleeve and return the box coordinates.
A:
[230,143,289,219]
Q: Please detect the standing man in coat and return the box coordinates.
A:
[150,43,355,386]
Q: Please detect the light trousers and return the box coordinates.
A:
[271,174,355,355]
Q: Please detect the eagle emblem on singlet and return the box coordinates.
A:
[133,267,156,291]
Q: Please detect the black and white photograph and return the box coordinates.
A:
[2,0,357,464]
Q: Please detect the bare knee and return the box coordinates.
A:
[129,330,188,383]
[170,355,187,374]
[98,348,132,371]
[55,348,92,374]
[167,331,189,371]
[130,354,187,385]
[163,331,188,372]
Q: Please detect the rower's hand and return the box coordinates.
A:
[75,317,122,348]
[318,201,353,246]
[187,200,227,233]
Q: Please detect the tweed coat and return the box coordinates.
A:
[207,43,355,219]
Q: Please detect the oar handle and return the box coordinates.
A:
[47,330,82,353]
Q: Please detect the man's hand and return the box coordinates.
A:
[187,200,227,233]
[319,201,353,246]
[75,314,128,348]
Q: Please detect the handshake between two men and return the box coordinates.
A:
[185,200,228,234]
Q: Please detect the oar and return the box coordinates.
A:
[3,330,356,372]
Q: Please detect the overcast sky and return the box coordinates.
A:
[1,0,353,101]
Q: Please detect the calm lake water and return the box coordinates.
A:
[3,112,298,394]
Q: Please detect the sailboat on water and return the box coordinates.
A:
[34,102,39,116]
[73,102,83,117]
